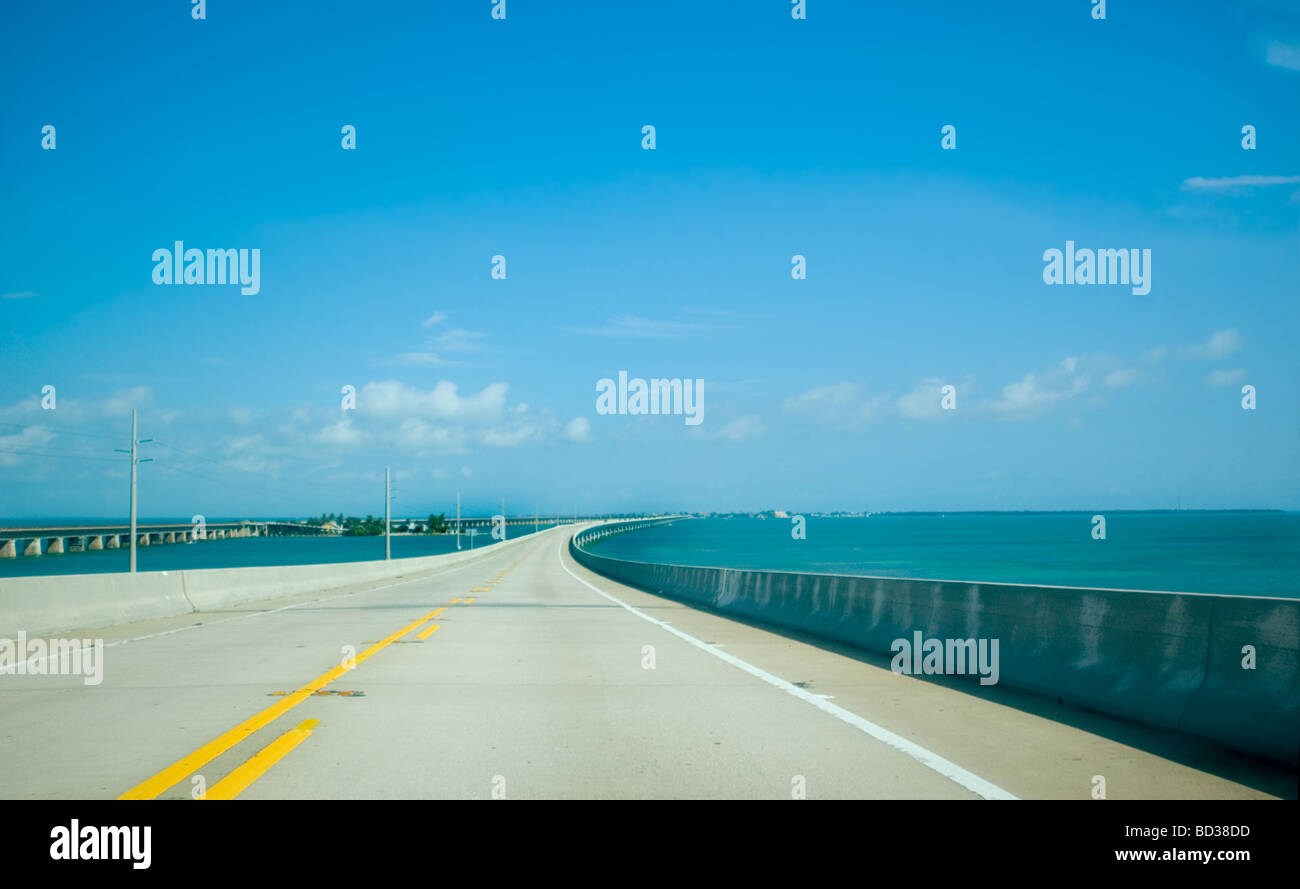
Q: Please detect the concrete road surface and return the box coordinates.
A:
[0,526,1292,800]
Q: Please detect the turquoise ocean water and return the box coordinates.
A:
[587,513,1300,598]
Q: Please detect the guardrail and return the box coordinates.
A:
[570,520,1300,767]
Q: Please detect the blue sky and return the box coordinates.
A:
[1,0,1297,519]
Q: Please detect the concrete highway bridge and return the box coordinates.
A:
[0,516,645,559]
[0,521,333,558]
[0,521,1294,799]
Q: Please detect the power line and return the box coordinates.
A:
[150,438,345,491]
[0,447,122,463]
[4,422,460,520]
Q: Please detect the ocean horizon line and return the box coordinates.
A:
[0,506,1292,527]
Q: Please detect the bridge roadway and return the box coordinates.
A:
[0,525,1291,800]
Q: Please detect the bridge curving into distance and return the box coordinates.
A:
[0,522,1293,800]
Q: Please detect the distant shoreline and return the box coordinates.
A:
[0,508,1291,527]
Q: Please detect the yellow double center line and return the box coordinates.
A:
[118,605,448,800]
[201,719,319,801]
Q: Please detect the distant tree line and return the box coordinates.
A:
[306,512,449,536]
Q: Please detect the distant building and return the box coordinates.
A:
[773,510,788,518]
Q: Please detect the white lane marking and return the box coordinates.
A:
[557,539,1019,801]
[0,530,556,673]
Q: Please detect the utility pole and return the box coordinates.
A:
[456,490,461,550]
[115,409,152,573]
[385,466,391,560]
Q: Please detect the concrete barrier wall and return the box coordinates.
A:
[0,571,193,639]
[0,528,554,638]
[570,522,1299,767]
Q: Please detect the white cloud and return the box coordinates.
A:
[483,425,542,447]
[896,379,949,420]
[393,417,467,451]
[1,291,35,300]
[1181,174,1300,190]
[0,425,54,466]
[1188,328,1244,359]
[313,417,365,448]
[422,311,448,328]
[433,328,486,352]
[785,382,878,423]
[1207,368,1246,387]
[783,382,886,426]
[394,351,453,366]
[565,314,727,339]
[1266,41,1300,71]
[706,415,766,441]
[215,433,280,474]
[784,382,859,414]
[1102,368,1142,389]
[989,366,1088,418]
[321,381,558,452]
[361,380,508,425]
[562,417,592,442]
[783,382,914,425]
[105,387,153,417]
